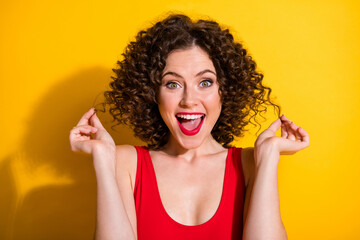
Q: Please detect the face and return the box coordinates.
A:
[158,45,222,149]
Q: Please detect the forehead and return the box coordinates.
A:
[163,46,216,74]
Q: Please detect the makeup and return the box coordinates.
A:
[176,112,205,136]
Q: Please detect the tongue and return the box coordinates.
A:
[180,118,201,131]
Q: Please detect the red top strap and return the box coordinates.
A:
[133,146,245,240]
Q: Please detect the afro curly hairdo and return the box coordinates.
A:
[103,14,280,150]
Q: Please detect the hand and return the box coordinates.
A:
[69,108,116,157]
[255,115,310,157]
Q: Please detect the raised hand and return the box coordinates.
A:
[69,108,116,158]
[255,115,310,159]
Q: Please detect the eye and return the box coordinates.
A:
[165,82,180,89]
[200,79,213,88]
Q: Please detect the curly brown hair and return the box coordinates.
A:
[102,14,280,150]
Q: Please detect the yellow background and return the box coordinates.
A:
[1,0,359,239]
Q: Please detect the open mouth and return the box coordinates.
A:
[176,113,205,136]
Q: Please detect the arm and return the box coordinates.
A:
[93,147,137,240]
[242,115,309,240]
[69,108,137,240]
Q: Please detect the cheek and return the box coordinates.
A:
[203,91,222,108]
[159,95,175,108]
[158,93,179,118]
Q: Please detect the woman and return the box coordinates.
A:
[69,14,309,239]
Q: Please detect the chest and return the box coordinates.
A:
[150,154,227,226]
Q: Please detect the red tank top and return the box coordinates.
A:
[133,146,245,240]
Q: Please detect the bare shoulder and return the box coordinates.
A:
[115,145,138,191]
[115,145,137,162]
[114,145,138,236]
[241,147,256,187]
[241,147,256,224]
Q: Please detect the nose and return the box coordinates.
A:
[180,86,198,108]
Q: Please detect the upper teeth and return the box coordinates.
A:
[176,114,204,120]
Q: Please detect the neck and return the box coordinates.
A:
[161,135,225,162]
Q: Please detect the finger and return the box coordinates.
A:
[281,122,288,138]
[280,114,292,124]
[89,112,105,129]
[280,115,292,137]
[281,115,298,141]
[286,121,303,142]
[279,126,310,154]
[70,125,98,142]
[267,118,282,133]
[281,115,303,141]
[288,122,302,141]
[71,125,98,135]
[76,108,96,126]
[283,121,296,141]
[279,138,310,154]
[70,126,98,153]
[298,127,310,145]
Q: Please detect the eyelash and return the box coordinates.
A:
[165,79,214,89]
[165,82,180,89]
[200,79,213,87]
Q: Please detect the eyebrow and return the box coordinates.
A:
[161,69,217,79]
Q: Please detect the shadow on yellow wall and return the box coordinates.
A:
[0,67,143,240]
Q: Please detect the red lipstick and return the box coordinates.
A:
[176,112,205,136]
